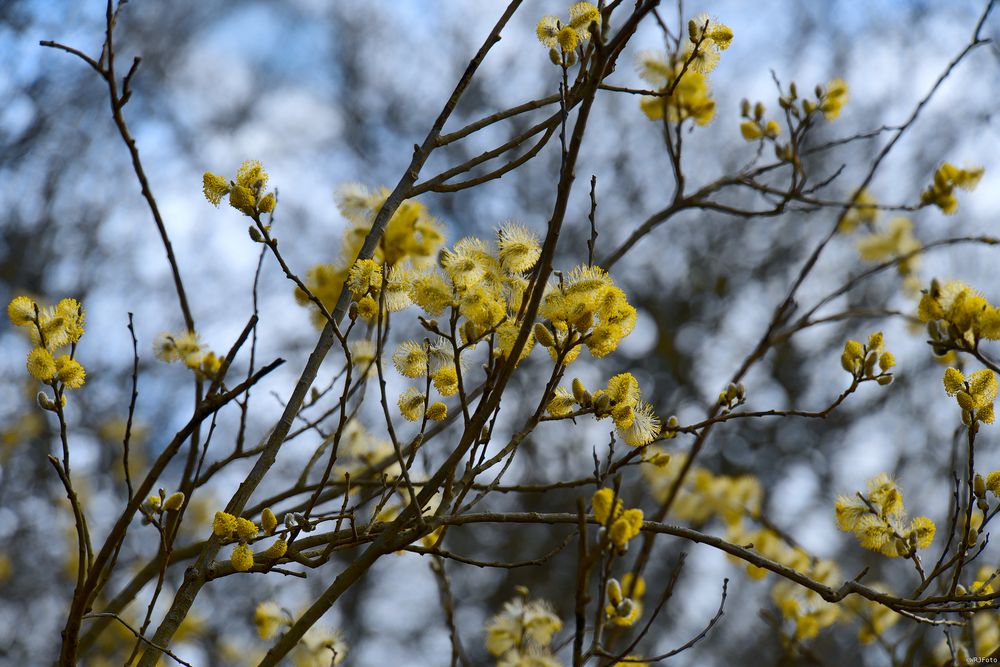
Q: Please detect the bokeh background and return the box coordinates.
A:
[2,1,1000,664]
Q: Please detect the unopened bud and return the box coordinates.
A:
[293,513,314,532]
[37,391,55,411]
[463,321,479,344]
[893,537,909,555]
[864,350,878,378]
[616,598,634,618]
[534,322,555,348]
[163,492,186,512]
[262,508,278,535]
[926,320,940,341]
[930,278,942,298]
[606,578,623,606]
[573,310,594,331]
[248,225,263,243]
[572,378,587,403]
[975,473,987,499]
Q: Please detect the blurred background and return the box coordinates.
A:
[2,0,1000,664]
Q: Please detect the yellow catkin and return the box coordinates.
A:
[213,512,237,538]
[235,517,259,542]
[7,296,36,326]
[231,544,254,572]
[259,539,288,560]
[163,492,186,512]
[27,348,57,382]
[261,508,278,536]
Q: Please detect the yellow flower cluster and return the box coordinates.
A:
[547,374,661,447]
[962,567,998,609]
[772,562,842,640]
[536,2,600,66]
[203,159,276,217]
[253,601,289,640]
[592,488,643,550]
[537,265,637,360]
[944,367,997,426]
[717,381,746,410]
[306,194,646,435]
[840,331,895,384]
[642,452,849,641]
[930,565,1000,661]
[835,473,936,558]
[986,470,1000,496]
[641,452,762,525]
[919,279,1000,352]
[856,217,921,293]
[144,491,185,517]
[723,514,842,639]
[397,386,447,423]
[775,78,849,122]
[838,188,879,234]
[255,600,348,665]
[920,162,984,214]
[738,99,781,141]
[817,78,848,120]
[291,626,349,667]
[688,13,734,54]
[605,574,645,627]
[637,50,716,125]
[295,183,445,327]
[845,588,902,644]
[392,340,459,423]
[484,593,563,666]
[332,419,398,480]
[679,13,733,75]
[153,330,222,380]
[212,507,284,573]
[8,296,87,402]
[373,221,558,421]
